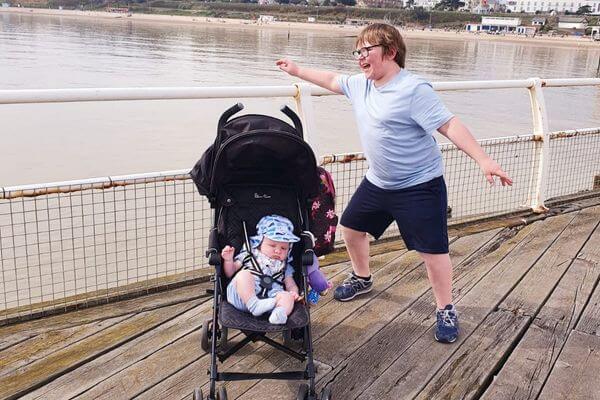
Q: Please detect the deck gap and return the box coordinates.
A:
[471,310,536,400]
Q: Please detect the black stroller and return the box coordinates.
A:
[190,103,333,400]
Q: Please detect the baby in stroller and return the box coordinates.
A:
[222,214,302,325]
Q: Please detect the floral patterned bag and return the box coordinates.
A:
[310,167,338,256]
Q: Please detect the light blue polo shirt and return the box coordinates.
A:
[337,69,453,190]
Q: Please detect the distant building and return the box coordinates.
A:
[466,16,521,32]
[516,25,537,34]
[258,15,276,23]
[472,0,505,13]
[505,0,600,14]
[532,17,546,26]
[558,16,587,30]
[413,0,440,10]
[357,0,404,7]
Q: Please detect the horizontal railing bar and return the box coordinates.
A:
[0,86,298,104]
[3,128,597,199]
[2,78,600,104]
[542,78,600,87]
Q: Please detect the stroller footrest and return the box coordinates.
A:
[217,371,306,381]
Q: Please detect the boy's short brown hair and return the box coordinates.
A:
[356,23,406,68]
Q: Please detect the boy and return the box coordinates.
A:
[276,23,512,343]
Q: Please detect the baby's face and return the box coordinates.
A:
[260,237,290,261]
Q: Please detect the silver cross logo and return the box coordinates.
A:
[254,193,271,199]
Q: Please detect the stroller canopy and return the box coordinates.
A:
[191,104,320,203]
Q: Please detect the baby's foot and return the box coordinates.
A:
[268,307,288,324]
[247,296,277,316]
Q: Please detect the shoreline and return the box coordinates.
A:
[2,7,600,48]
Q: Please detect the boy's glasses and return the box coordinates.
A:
[352,44,382,59]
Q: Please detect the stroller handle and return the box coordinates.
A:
[280,105,304,138]
[218,102,244,131]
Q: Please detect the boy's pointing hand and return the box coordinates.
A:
[276,59,298,76]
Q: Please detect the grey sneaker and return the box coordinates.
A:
[333,273,373,302]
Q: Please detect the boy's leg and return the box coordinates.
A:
[418,252,453,309]
[389,176,457,343]
[419,251,458,344]
[342,226,371,278]
[334,178,391,301]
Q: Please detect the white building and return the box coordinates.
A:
[505,0,600,14]
[466,16,521,32]
[558,16,587,29]
[413,0,440,9]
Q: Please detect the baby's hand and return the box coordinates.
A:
[221,245,235,261]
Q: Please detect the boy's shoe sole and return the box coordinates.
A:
[434,333,457,343]
[334,286,373,302]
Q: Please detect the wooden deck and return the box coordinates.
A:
[1,198,600,400]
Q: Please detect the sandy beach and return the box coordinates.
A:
[3,6,600,49]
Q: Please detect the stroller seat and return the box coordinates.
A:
[219,301,309,332]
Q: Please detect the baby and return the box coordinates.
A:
[222,215,302,325]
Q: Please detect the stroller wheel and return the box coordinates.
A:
[320,383,332,400]
[218,326,229,349]
[283,328,303,349]
[282,329,293,347]
[200,318,228,353]
[217,386,227,400]
[200,318,211,353]
[296,383,309,400]
[192,388,203,400]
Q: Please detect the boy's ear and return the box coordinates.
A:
[386,47,398,60]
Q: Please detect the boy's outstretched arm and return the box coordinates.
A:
[276,58,343,95]
[438,117,513,187]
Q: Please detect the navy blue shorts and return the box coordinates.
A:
[340,176,449,254]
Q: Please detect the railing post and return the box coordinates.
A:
[293,83,320,159]
[527,77,551,212]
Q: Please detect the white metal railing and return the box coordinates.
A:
[1,78,599,323]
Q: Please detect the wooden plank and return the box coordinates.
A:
[415,310,529,400]
[537,330,600,400]
[0,282,210,352]
[21,301,211,400]
[574,222,600,336]
[0,313,132,378]
[355,213,577,400]
[0,299,200,400]
[481,216,600,400]
[235,229,503,400]
[498,206,600,316]
[132,249,409,400]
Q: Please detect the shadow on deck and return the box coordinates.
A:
[1,197,600,400]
